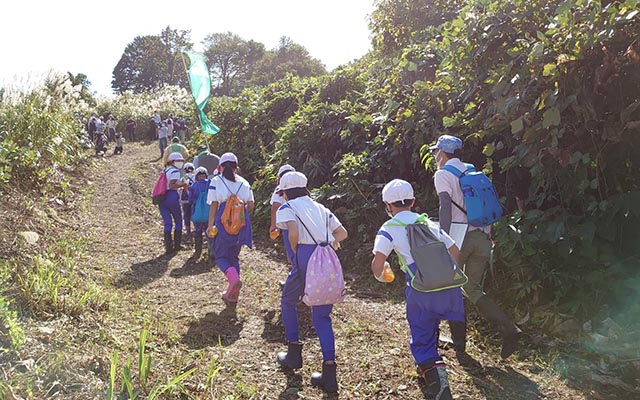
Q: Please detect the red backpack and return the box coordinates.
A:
[152,169,168,205]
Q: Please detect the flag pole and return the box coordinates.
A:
[180,50,211,152]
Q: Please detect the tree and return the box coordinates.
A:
[250,37,326,87]
[112,27,192,94]
[203,32,265,96]
[66,72,95,106]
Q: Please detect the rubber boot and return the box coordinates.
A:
[310,362,338,393]
[193,235,203,259]
[163,231,173,254]
[173,230,182,251]
[221,267,242,302]
[448,320,467,353]
[276,342,303,370]
[476,295,520,359]
[419,359,453,400]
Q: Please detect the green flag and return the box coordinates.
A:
[185,51,220,135]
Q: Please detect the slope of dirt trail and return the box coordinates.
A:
[81,142,601,399]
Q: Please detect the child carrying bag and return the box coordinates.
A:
[191,180,211,223]
[152,169,168,205]
[386,214,468,292]
[219,177,246,235]
[291,206,346,306]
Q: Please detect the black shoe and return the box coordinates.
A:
[276,342,303,370]
[163,231,173,254]
[448,320,467,353]
[173,230,183,251]
[419,359,452,400]
[193,236,203,259]
[310,362,338,393]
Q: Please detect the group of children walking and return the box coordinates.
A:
[154,134,520,399]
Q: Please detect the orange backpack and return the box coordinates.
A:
[219,178,246,235]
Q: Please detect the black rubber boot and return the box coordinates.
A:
[276,342,303,370]
[163,231,173,254]
[173,230,182,251]
[310,362,338,393]
[448,320,467,353]
[193,235,203,259]
[419,359,453,400]
[476,295,520,359]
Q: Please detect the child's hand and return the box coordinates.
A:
[331,241,341,251]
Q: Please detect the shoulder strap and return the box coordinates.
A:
[289,203,330,245]
[440,165,469,214]
[218,176,243,197]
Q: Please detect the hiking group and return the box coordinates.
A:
[151,133,520,399]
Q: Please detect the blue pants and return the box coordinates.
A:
[159,191,183,232]
[212,201,253,274]
[281,229,294,264]
[404,268,465,364]
[159,137,168,156]
[281,244,335,362]
[182,202,192,233]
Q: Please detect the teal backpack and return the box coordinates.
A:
[191,180,211,223]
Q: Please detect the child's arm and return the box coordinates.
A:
[371,252,388,280]
[208,201,219,234]
[448,244,461,266]
[270,202,281,232]
[286,221,299,253]
[331,226,348,248]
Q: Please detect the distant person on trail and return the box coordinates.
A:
[188,166,209,259]
[157,120,169,159]
[159,152,187,254]
[175,116,188,142]
[88,112,98,141]
[113,132,124,155]
[274,171,348,394]
[106,114,117,141]
[269,165,296,283]
[126,117,136,142]
[206,152,254,303]
[193,144,220,178]
[430,134,520,359]
[371,179,462,400]
[162,136,189,165]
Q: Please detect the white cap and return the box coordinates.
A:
[382,179,414,203]
[183,162,194,170]
[279,171,308,191]
[278,164,295,177]
[219,152,238,165]
[195,166,208,176]
[168,152,184,162]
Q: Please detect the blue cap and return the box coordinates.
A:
[429,135,462,153]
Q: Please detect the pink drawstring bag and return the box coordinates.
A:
[292,206,346,306]
[152,169,168,205]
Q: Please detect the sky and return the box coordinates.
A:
[0,0,375,97]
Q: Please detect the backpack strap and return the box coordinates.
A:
[440,164,474,214]
[382,213,432,279]
[288,204,330,246]
[218,176,243,199]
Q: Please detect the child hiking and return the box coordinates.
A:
[158,152,187,254]
[274,171,348,394]
[206,152,254,303]
[371,179,464,400]
[188,167,209,259]
[269,164,297,284]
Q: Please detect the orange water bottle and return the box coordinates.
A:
[377,261,395,283]
[270,228,280,240]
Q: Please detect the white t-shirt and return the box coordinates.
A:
[433,158,490,234]
[276,197,342,245]
[107,119,116,129]
[270,187,285,206]
[157,124,168,139]
[373,210,455,266]
[165,167,181,190]
[207,175,254,205]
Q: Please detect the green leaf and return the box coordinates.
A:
[543,63,557,77]
[483,143,496,157]
[443,116,456,127]
[530,42,545,59]
[543,107,561,128]
[536,31,547,41]
[511,117,524,134]
[407,61,418,72]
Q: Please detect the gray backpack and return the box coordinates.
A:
[386,214,468,292]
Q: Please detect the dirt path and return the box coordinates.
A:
[82,142,603,399]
